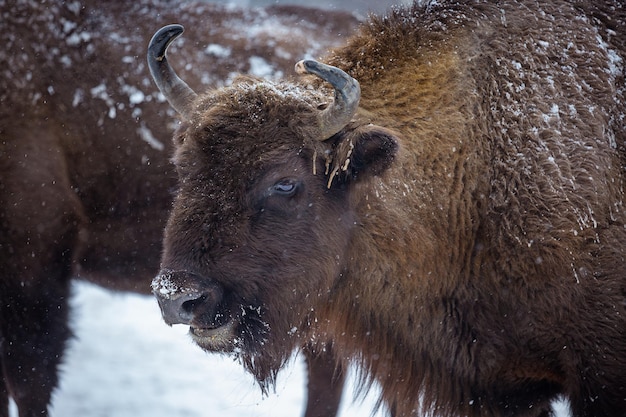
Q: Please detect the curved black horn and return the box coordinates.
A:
[295,60,360,140]
[148,24,197,119]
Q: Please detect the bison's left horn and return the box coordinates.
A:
[295,60,360,141]
[148,24,198,120]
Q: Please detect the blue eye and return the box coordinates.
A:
[272,179,297,196]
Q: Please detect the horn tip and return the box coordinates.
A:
[294,59,316,75]
[149,24,185,60]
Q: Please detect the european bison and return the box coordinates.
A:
[0,1,358,416]
[150,0,626,416]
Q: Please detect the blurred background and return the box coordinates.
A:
[207,0,413,15]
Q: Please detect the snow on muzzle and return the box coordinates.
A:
[151,269,225,327]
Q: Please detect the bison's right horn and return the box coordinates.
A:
[148,24,197,120]
[295,60,360,141]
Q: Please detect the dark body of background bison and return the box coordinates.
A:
[149,0,626,416]
[0,1,359,416]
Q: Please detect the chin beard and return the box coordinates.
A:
[238,349,290,394]
[235,310,302,394]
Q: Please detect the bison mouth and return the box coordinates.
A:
[189,319,238,351]
[187,301,269,354]
[152,269,269,355]
[185,298,240,352]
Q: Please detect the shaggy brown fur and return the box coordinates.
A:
[0,1,357,416]
[153,1,626,416]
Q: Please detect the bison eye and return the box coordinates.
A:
[271,179,298,196]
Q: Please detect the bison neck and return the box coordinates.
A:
[318,35,491,415]
[316,143,488,415]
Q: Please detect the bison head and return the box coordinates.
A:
[148,25,398,387]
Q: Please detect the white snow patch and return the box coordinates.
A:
[137,123,164,151]
[66,31,92,46]
[274,46,292,60]
[109,32,131,44]
[151,270,181,297]
[59,55,72,68]
[567,104,577,117]
[249,56,279,78]
[61,19,77,34]
[606,48,623,78]
[90,83,117,119]
[543,104,560,123]
[129,90,145,105]
[65,1,81,15]
[537,40,550,49]
[206,44,232,58]
[121,84,146,105]
[550,103,559,115]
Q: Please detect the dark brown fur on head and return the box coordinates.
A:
[160,78,398,387]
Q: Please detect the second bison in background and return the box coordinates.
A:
[150,1,626,416]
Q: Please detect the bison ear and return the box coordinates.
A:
[327,125,399,187]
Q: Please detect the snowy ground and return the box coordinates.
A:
[9,281,570,417]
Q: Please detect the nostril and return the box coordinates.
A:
[181,294,207,316]
[156,289,225,326]
[156,291,205,326]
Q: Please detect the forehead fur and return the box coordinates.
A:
[191,76,330,143]
[173,76,332,187]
